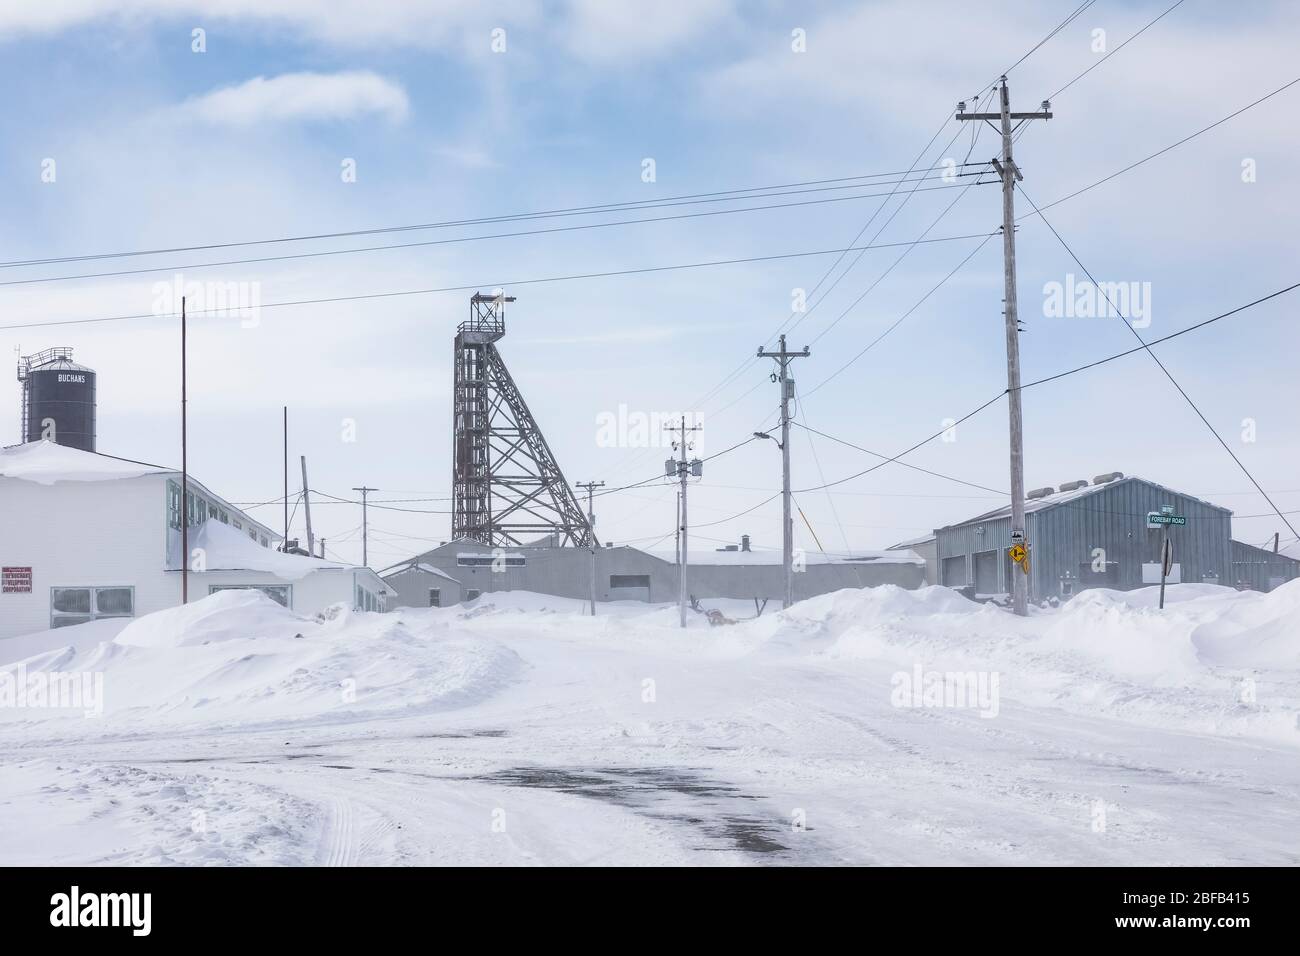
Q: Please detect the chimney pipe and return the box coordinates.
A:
[741,534,751,552]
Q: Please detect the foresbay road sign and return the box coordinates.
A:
[1148,513,1186,526]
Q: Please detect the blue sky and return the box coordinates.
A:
[2,0,1298,567]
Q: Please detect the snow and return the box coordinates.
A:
[187,519,355,579]
[0,439,170,484]
[1,582,1298,865]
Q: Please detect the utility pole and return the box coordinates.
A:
[576,480,604,616]
[352,486,377,566]
[665,418,703,628]
[282,406,289,551]
[758,334,810,609]
[957,76,1051,617]
[181,296,189,605]
[300,456,315,558]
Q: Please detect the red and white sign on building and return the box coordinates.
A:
[2,567,33,593]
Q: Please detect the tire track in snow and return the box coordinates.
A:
[322,796,357,867]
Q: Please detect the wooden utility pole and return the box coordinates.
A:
[957,76,1051,617]
[282,406,289,550]
[352,486,377,566]
[758,334,810,609]
[665,418,703,628]
[181,296,189,604]
[300,456,315,557]
[576,480,604,616]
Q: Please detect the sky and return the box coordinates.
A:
[1,0,1298,569]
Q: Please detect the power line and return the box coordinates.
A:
[796,391,1009,495]
[0,231,997,333]
[1019,75,1300,221]
[1016,183,1300,543]
[991,0,1098,89]
[1,179,994,289]
[0,165,985,271]
[791,421,1007,495]
[1020,281,1300,390]
[803,232,999,397]
[1048,0,1188,101]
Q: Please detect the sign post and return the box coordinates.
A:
[1149,506,1184,610]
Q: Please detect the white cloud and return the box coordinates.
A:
[175,71,409,125]
[560,0,734,61]
[0,0,539,49]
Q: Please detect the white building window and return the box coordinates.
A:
[208,584,290,608]
[51,586,134,629]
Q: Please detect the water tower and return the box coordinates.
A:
[17,348,97,452]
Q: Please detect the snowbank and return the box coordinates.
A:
[0,591,523,732]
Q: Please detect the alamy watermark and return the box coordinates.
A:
[152,272,262,328]
[0,665,103,717]
[890,663,1000,719]
[596,404,702,449]
[1043,273,1151,328]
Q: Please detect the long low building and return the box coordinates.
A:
[931,471,1299,602]
[0,440,390,640]
[382,536,925,609]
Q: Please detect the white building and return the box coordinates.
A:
[0,440,389,640]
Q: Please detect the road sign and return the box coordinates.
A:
[1161,538,1174,576]
[1009,544,1027,564]
[1147,513,1186,527]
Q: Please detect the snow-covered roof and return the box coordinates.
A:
[379,561,460,584]
[946,475,1232,527]
[183,519,358,581]
[649,548,925,567]
[0,440,172,484]
[887,533,936,550]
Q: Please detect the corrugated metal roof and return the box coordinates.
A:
[941,475,1232,529]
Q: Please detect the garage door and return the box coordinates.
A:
[974,550,998,595]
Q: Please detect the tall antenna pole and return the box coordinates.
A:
[576,481,604,616]
[957,77,1051,617]
[300,456,315,557]
[758,334,810,609]
[181,295,189,605]
[353,486,377,566]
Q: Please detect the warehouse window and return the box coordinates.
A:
[50,586,135,628]
[233,519,243,530]
[465,589,482,601]
[429,589,441,607]
[208,584,290,608]
[259,536,269,548]
[457,554,525,568]
[609,574,651,589]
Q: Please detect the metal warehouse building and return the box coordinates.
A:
[934,472,1299,602]
[382,536,925,609]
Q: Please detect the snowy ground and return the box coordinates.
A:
[1,583,1298,866]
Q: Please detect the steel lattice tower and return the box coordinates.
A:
[452,292,593,547]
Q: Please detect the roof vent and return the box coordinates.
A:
[1058,479,1089,493]
[1092,471,1123,485]
[1026,486,1054,500]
